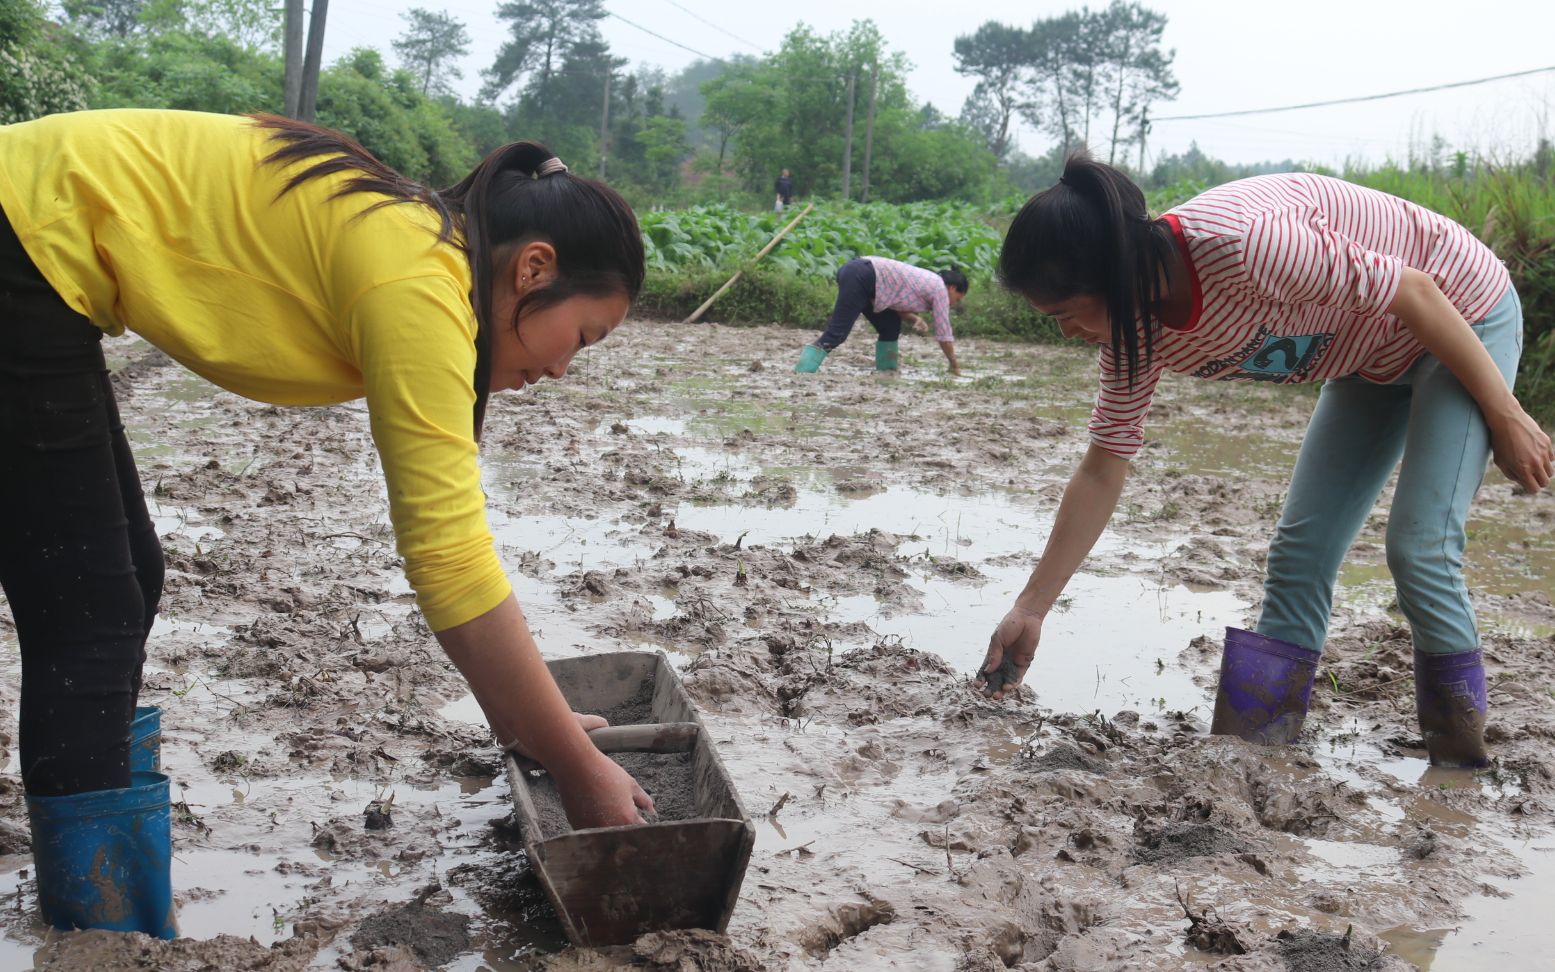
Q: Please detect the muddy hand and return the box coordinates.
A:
[1490,403,1554,493]
[559,750,656,829]
[976,606,1042,701]
[505,712,607,760]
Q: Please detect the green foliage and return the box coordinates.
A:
[636,266,835,325]
[698,21,1003,205]
[392,7,470,97]
[1,0,94,123]
[314,48,476,185]
[953,21,1029,158]
[640,202,1003,280]
[85,30,279,113]
[635,199,1056,340]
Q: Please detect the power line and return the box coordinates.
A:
[1156,65,1555,122]
[607,10,722,63]
[656,0,763,52]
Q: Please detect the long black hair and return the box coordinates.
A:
[249,114,645,436]
[997,152,1175,386]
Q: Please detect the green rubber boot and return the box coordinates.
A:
[795,344,828,373]
[874,340,900,372]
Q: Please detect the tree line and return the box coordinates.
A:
[2,0,1182,204]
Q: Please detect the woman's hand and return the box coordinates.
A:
[556,750,656,829]
[1490,403,1554,492]
[976,606,1044,701]
[907,313,929,336]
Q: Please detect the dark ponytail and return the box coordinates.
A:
[250,114,644,437]
[996,151,1174,386]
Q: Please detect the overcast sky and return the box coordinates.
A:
[317,0,1555,167]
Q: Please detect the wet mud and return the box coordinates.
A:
[527,752,700,838]
[0,323,1552,969]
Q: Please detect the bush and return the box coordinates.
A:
[637,267,834,325]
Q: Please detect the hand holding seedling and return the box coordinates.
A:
[976,606,1043,700]
[906,313,928,336]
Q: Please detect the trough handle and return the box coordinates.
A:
[586,722,700,755]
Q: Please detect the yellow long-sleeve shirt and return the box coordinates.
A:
[0,109,510,631]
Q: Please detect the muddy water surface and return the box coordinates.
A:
[1,323,1552,970]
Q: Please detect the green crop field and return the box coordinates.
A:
[639,202,1005,280]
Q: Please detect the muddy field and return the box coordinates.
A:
[1,320,1553,971]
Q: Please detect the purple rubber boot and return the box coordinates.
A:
[1414,649,1489,768]
[1209,627,1321,745]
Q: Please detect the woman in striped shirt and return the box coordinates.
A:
[978,153,1552,768]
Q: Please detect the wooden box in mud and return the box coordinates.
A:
[504,650,755,947]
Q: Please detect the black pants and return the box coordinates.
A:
[814,259,902,350]
[1,211,161,797]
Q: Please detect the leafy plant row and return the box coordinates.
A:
[639,201,1005,280]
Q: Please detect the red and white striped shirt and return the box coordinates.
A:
[865,256,955,342]
[1089,173,1510,459]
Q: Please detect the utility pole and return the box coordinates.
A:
[283,0,304,118]
[860,63,879,203]
[599,73,611,179]
[1137,106,1149,174]
[298,0,329,122]
[840,68,856,201]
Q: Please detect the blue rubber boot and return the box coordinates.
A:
[26,772,177,938]
[874,340,900,372]
[130,706,161,774]
[794,344,828,373]
[1415,649,1489,768]
[1208,627,1321,744]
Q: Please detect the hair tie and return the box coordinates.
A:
[537,156,569,178]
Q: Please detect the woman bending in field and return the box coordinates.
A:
[794,257,968,375]
[0,109,653,936]
[978,153,1551,769]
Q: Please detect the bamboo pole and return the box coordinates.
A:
[683,202,813,324]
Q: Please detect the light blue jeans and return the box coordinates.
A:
[1256,286,1524,656]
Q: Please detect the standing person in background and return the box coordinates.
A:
[979,152,1552,770]
[794,257,966,375]
[0,108,654,938]
[775,168,794,212]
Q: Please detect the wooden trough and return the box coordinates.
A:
[504,651,755,947]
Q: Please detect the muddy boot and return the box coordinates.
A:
[1414,649,1489,768]
[26,772,177,938]
[130,705,161,773]
[1209,627,1320,745]
[874,340,900,372]
[794,344,828,373]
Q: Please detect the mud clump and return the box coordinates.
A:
[350,898,471,967]
[977,657,1018,696]
[527,751,699,837]
[1132,821,1251,864]
[632,929,764,971]
[1275,927,1386,971]
[1024,741,1105,774]
[34,929,319,971]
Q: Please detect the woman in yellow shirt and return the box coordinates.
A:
[0,109,652,937]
